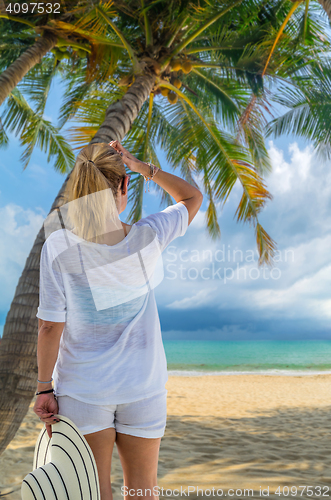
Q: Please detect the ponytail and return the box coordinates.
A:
[66,143,126,244]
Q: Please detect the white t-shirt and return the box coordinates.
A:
[36,201,189,405]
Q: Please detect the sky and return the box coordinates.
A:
[0,79,330,341]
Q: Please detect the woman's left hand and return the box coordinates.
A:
[109,141,144,172]
[33,393,60,439]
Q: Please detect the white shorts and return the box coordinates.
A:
[56,390,167,438]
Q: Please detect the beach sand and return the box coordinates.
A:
[1,374,331,499]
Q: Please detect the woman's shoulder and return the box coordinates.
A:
[136,202,187,224]
[134,202,189,249]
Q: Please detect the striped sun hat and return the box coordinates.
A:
[21,415,101,500]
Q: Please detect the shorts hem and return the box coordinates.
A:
[81,424,115,436]
[115,427,165,439]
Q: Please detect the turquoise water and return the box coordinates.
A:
[163,340,331,375]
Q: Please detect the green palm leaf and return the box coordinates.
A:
[18,58,58,114]
[1,89,74,172]
[0,118,9,147]
[204,173,221,239]
[267,60,331,158]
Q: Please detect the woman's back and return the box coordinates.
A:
[37,202,189,404]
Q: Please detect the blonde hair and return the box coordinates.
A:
[66,143,126,244]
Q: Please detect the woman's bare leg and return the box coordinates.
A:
[84,427,117,500]
[115,433,162,500]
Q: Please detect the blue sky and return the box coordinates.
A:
[1,79,330,341]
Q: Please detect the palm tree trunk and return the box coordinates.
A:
[0,72,155,456]
[0,32,57,107]
[318,0,331,21]
[91,74,155,143]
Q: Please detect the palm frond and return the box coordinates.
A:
[256,223,276,266]
[156,99,200,186]
[0,14,35,28]
[0,118,9,147]
[191,68,242,128]
[20,116,75,172]
[48,20,124,48]
[125,96,154,220]
[204,173,221,239]
[266,75,331,159]
[58,76,96,128]
[123,97,172,218]
[140,0,153,47]
[162,0,245,67]
[126,174,145,222]
[236,92,273,174]
[66,84,125,148]
[94,4,138,65]
[262,1,303,77]
[86,41,124,82]
[18,59,58,114]
[302,0,310,41]
[74,0,117,37]
[156,82,275,264]
[0,27,36,71]
[147,147,174,208]
[67,126,99,150]
[1,89,74,172]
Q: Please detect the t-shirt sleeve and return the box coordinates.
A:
[140,201,189,252]
[36,239,67,323]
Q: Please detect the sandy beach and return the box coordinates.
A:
[2,374,331,499]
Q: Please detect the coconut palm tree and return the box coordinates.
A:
[0,29,57,106]
[0,0,329,455]
[0,0,130,171]
[0,0,125,106]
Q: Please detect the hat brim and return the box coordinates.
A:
[22,415,101,500]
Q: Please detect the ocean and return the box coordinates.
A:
[163,340,331,376]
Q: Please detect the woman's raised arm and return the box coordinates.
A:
[109,141,203,225]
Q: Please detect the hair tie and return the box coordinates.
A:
[87,159,95,166]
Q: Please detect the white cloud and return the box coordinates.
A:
[265,141,331,241]
[266,141,314,193]
[0,204,45,310]
[267,142,302,194]
[248,261,331,319]
[155,142,331,326]
[166,286,218,309]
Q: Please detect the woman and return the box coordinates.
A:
[33,141,203,500]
